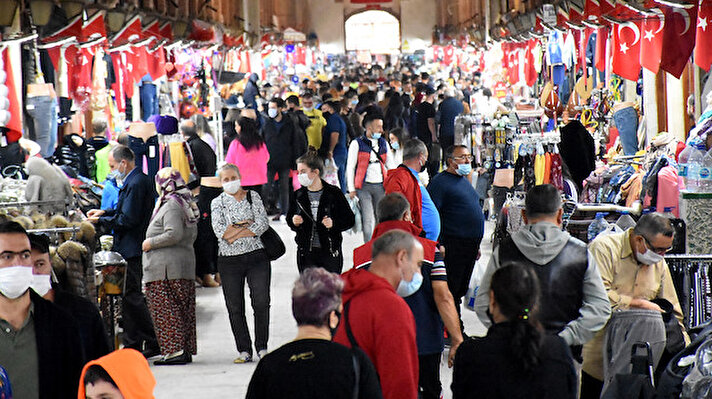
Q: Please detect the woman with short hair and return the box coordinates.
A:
[247,267,382,399]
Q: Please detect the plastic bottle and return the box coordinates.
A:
[588,212,609,242]
[677,145,693,189]
[615,211,636,230]
[686,143,707,193]
[700,148,712,193]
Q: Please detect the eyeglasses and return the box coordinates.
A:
[642,236,673,255]
[453,155,474,162]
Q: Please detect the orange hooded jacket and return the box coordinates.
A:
[77,349,156,399]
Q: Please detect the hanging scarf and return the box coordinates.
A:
[152,169,199,224]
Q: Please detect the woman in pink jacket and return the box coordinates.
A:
[225,117,270,198]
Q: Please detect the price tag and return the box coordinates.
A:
[149,145,156,158]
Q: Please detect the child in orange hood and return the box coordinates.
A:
[78,349,156,399]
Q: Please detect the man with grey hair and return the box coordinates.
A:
[334,230,421,399]
[581,213,687,397]
[87,145,159,357]
[181,119,216,190]
[384,138,441,241]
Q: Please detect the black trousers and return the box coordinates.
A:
[122,257,158,351]
[580,371,603,399]
[266,166,291,216]
[418,353,442,399]
[217,250,271,355]
[194,186,222,277]
[440,235,482,332]
[297,246,344,274]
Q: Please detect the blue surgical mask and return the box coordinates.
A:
[372,132,382,140]
[391,141,400,151]
[268,108,279,119]
[456,163,472,176]
[396,271,423,297]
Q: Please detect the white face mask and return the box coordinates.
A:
[31,274,52,296]
[268,108,279,119]
[0,266,34,299]
[223,179,242,195]
[298,173,314,187]
[303,106,313,112]
[636,248,665,265]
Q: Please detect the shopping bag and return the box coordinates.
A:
[323,158,340,188]
[465,260,487,311]
[348,196,361,235]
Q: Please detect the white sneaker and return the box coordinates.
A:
[257,349,268,360]
[233,352,252,364]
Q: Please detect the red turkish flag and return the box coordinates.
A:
[112,15,143,45]
[525,39,538,86]
[81,12,106,42]
[443,45,455,65]
[557,4,569,27]
[110,52,126,112]
[599,0,616,16]
[612,19,642,81]
[640,8,665,73]
[159,22,173,41]
[660,4,698,79]
[695,0,712,71]
[143,20,161,39]
[595,26,609,72]
[43,14,82,43]
[147,46,166,81]
[75,47,94,103]
[585,0,601,19]
[130,46,149,82]
[1,46,22,135]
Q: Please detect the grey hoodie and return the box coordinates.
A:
[474,222,611,346]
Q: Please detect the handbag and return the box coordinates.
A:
[245,191,285,261]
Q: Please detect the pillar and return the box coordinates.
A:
[666,72,686,141]
[642,69,658,146]
[243,0,260,48]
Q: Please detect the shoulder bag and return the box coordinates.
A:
[242,191,286,261]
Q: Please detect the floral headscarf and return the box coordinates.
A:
[152,167,199,224]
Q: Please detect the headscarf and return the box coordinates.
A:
[152,167,199,224]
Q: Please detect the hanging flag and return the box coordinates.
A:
[110,52,126,112]
[443,45,455,65]
[43,14,82,43]
[0,46,23,136]
[81,12,107,42]
[585,0,601,20]
[695,0,712,71]
[557,3,570,27]
[525,39,539,86]
[595,26,609,72]
[147,45,166,80]
[143,20,161,39]
[260,33,271,49]
[660,4,697,78]
[129,45,149,82]
[112,15,143,45]
[612,19,642,80]
[159,22,173,41]
[640,8,665,73]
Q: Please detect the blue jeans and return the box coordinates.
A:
[128,135,160,179]
[140,83,159,122]
[613,106,639,156]
[334,153,347,194]
[26,96,58,158]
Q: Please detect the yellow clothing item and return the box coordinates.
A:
[582,229,686,381]
[169,141,191,183]
[534,153,546,185]
[303,109,327,149]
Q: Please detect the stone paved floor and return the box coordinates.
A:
[151,219,493,398]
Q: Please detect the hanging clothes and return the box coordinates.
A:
[169,141,191,183]
[560,120,596,191]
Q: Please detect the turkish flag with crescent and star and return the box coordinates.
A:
[640,8,665,73]
[660,4,697,79]
[695,0,712,71]
[611,4,642,80]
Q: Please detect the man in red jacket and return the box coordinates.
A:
[334,230,422,399]
[384,139,427,232]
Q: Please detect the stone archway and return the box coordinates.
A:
[344,9,401,54]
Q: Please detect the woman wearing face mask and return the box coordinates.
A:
[225,117,270,199]
[246,267,382,399]
[210,163,271,363]
[452,264,577,399]
[387,127,406,168]
[142,168,199,365]
[287,150,355,274]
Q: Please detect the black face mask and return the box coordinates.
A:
[419,156,427,173]
[323,111,332,119]
[330,310,342,339]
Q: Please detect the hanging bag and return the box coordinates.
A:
[245,191,285,261]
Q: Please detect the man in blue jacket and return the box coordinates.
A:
[88,145,159,357]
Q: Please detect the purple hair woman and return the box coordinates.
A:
[142,167,199,365]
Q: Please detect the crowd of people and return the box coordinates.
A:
[0,67,691,399]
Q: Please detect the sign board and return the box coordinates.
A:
[542,4,556,26]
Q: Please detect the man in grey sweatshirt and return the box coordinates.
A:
[474,184,611,358]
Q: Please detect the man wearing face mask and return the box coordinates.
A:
[353,194,463,399]
[333,230,421,399]
[87,145,160,357]
[302,92,327,149]
[384,138,441,241]
[28,233,110,362]
[427,146,485,333]
[319,100,349,192]
[345,114,393,242]
[581,213,687,397]
[0,221,85,399]
[474,184,610,365]
[262,97,299,221]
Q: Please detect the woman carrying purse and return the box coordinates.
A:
[210,163,270,364]
[287,150,355,274]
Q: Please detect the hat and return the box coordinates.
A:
[154,115,178,135]
[423,85,436,96]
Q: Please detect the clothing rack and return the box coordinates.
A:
[27,226,80,234]
[0,198,73,209]
[666,255,712,330]
[515,132,561,144]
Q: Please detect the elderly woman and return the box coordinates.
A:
[246,267,382,399]
[142,167,199,365]
[211,163,270,363]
